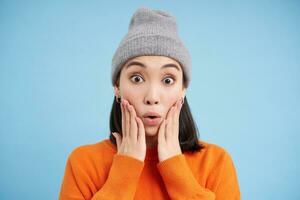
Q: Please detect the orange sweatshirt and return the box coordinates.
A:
[59,139,240,200]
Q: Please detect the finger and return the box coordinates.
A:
[125,101,130,138]
[121,99,126,138]
[174,99,182,122]
[128,105,138,141]
[158,119,166,144]
[129,103,137,117]
[166,104,174,120]
[166,106,175,141]
[173,99,182,138]
[136,117,145,144]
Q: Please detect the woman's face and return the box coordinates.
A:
[114,55,186,138]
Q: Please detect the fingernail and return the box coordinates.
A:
[177,99,181,108]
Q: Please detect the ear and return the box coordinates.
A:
[114,85,120,97]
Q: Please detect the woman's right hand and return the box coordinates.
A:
[112,99,146,162]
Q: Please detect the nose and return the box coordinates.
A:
[146,99,159,105]
[144,85,160,105]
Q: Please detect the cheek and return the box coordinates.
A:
[119,81,139,102]
[166,92,181,107]
[122,87,139,102]
[121,86,142,115]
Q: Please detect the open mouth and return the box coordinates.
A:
[142,111,161,125]
[147,116,157,119]
[143,116,161,126]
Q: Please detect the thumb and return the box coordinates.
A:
[112,132,121,149]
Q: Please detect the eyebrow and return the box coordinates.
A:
[125,61,180,71]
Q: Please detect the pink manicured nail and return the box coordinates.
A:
[177,99,181,108]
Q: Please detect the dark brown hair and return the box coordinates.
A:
[109,63,205,153]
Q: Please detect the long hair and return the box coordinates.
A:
[109,67,205,153]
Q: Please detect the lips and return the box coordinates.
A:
[143,117,161,126]
[143,111,161,118]
[142,111,162,126]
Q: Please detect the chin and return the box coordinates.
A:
[145,126,159,137]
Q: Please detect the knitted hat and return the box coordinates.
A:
[111,7,191,87]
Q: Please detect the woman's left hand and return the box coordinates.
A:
[157,98,183,162]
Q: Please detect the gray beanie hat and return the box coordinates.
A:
[111,7,191,87]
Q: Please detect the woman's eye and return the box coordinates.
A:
[163,77,175,85]
[130,75,175,85]
[130,75,144,83]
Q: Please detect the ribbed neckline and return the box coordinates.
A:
[104,139,159,162]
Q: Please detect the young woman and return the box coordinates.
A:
[59,7,241,200]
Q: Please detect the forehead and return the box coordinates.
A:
[123,56,182,72]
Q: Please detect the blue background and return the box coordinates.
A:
[1,1,299,199]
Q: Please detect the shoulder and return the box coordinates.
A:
[198,140,230,156]
[68,139,116,163]
[186,140,235,165]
